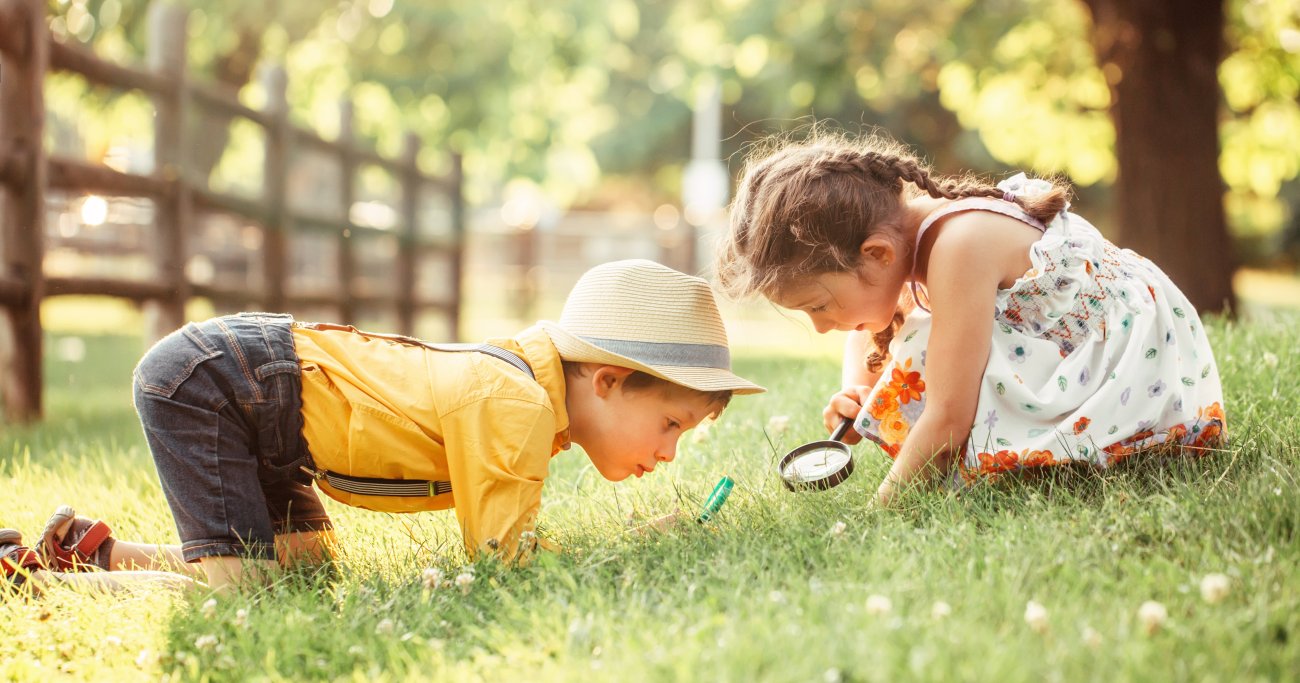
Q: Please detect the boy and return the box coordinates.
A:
[1,260,763,592]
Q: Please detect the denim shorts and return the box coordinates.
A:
[133,312,332,562]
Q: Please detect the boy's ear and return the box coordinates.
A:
[591,365,635,398]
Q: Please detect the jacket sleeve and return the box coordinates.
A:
[441,395,555,563]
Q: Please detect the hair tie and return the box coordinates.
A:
[1002,191,1016,202]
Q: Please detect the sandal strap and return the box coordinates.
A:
[2,546,41,578]
[69,520,113,560]
[42,508,116,571]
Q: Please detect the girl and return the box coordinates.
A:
[716,133,1226,505]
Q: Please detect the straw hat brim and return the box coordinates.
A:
[541,321,765,395]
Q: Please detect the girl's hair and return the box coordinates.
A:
[716,131,1070,372]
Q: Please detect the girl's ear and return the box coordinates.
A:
[858,234,899,269]
[591,365,635,398]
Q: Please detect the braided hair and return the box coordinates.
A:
[716,132,1069,372]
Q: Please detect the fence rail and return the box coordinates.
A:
[0,0,465,422]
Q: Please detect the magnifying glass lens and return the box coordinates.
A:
[781,446,851,483]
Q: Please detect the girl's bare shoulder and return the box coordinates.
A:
[926,209,1042,289]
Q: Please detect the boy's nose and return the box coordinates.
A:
[656,443,677,462]
[810,315,834,334]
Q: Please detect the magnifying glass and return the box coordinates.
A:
[777,416,856,491]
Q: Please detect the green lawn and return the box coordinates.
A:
[1,314,1297,682]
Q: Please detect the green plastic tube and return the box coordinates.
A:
[696,475,735,524]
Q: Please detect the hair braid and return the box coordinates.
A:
[715,130,1073,352]
[886,156,1069,224]
[865,289,913,373]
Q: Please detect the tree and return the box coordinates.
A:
[1082,0,1236,313]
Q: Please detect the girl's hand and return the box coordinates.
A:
[823,386,871,445]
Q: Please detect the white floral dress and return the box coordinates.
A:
[854,175,1226,478]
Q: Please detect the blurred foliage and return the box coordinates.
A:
[38,0,1300,260]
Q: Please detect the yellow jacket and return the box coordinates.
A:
[292,323,570,560]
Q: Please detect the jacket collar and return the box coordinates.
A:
[503,324,571,452]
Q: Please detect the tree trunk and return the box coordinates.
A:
[189,26,265,182]
[1083,0,1236,314]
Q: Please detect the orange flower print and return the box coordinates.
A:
[1104,442,1136,464]
[888,361,926,405]
[879,414,911,445]
[1072,416,1091,434]
[1200,402,1225,425]
[1193,422,1223,448]
[978,450,1020,473]
[880,441,901,459]
[867,387,901,420]
[1022,450,1056,467]
[1129,429,1156,444]
[1165,424,1187,444]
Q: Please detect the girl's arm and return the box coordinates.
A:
[876,212,1032,506]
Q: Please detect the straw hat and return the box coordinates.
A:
[540,260,765,395]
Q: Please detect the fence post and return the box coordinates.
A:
[396,132,420,335]
[448,152,464,342]
[0,0,48,422]
[146,3,190,341]
[261,65,289,312]
[512,223,537,323]
[337,101,356,324]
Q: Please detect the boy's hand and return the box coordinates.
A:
[823,386,870,445]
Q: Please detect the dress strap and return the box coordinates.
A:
[908,197,1049,312]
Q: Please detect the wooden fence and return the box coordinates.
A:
[0,0,464,422]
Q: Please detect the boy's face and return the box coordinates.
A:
[569,366,715,481]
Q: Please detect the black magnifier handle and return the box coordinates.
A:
[829,416,854,442]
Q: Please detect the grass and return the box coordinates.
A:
[1,313,1297,682]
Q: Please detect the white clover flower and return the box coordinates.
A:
[768,590,786,604]
[200,598,217,619]
[930,601,952,620]
[692,421,711,443]
[347,645,365,656]
[823,668,843,683]
[234,608,248,628]
[1024,601,1049,634]
[767,415,791,435]
[134,649,155,668]
[1082,626,1102,649]
[1137,601,1167,635]
[455,571,475,595]
[1200,573,1231,604]
[421,567,444,590]
[519,530,539,554]
[830,520,847,536]
[865,594,892,616]
[375,618,395,635]
[1262,352,1279,368]
[194,635,218,651]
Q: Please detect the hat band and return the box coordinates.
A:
[578,335,731,370]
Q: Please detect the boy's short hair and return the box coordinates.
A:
[560,360,733,418]
[540,260,765,396]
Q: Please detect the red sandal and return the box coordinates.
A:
[39,505,116,572]
[1,529,43,587]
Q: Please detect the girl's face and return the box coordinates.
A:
[771,237,910,334]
